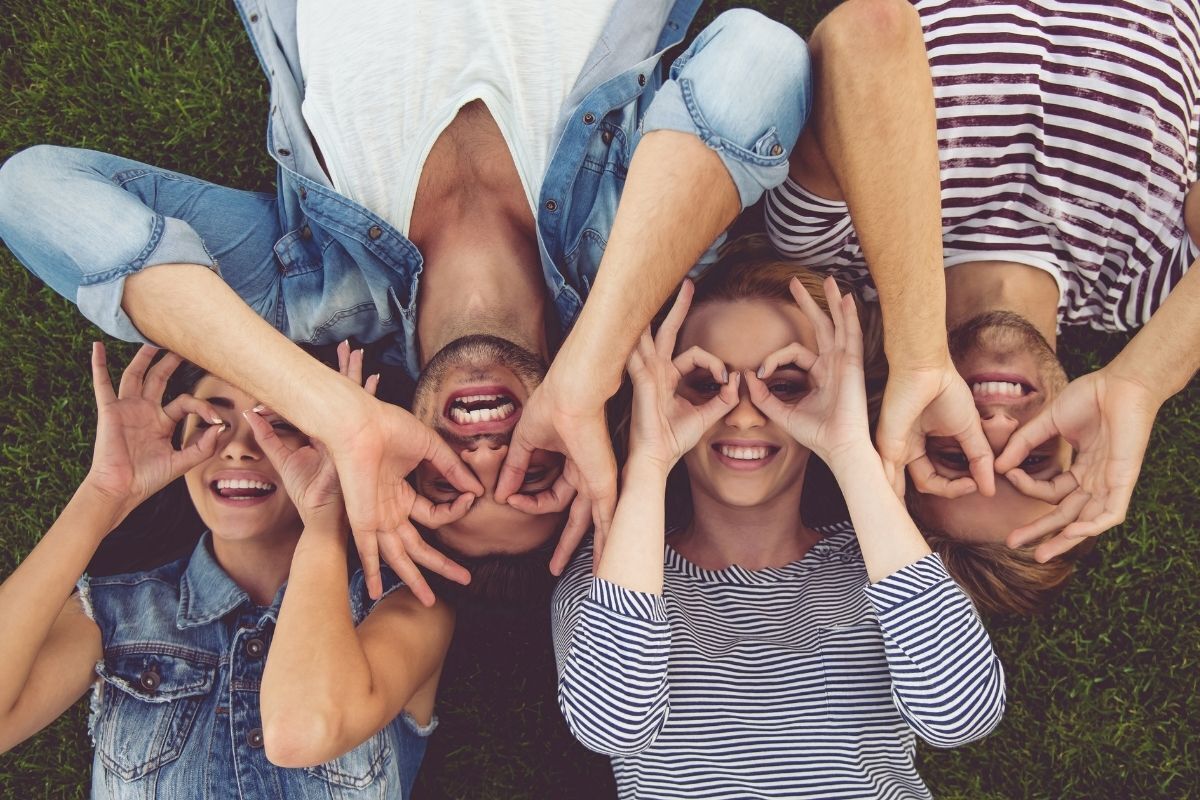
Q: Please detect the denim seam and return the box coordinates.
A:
[106,643,221,666]
[677,77,786,168]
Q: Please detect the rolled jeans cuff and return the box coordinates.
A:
[642,8,812,209]
[77,216,217,344]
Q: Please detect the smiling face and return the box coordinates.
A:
[676,298,818,510]
[411,334,564,556]
[915,311,1072,543]
[180,375,305,545]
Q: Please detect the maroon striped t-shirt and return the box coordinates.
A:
[766,0,1200,331]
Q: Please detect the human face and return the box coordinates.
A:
[181,376,305,544]
[916,311,1072,543]
[411,334,563,556]
[677,298,817,509]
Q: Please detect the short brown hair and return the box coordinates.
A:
[920,527,1095,617]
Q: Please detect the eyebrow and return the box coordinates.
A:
[200,396,235,409]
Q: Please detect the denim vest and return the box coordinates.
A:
[233,0,700,375]
[79,535,430,800]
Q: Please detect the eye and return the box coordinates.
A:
[1019,453,1050,471]
[932,450,969,471]
[270,421,301,435]
[683,376,722,399]
[767,378,808,401]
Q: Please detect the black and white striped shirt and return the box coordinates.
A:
[765,0,1200,332]
[551,526,1006,799]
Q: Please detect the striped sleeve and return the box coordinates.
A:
[864,553,1006,749]
[551,554,671,756]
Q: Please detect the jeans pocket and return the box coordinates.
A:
[305,730,391,797]
[94,650,215,782]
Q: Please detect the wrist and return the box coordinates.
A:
[823,440,884,480]
[622,452,674,486]
[71,480,134,541]
[1106,355,1176,406]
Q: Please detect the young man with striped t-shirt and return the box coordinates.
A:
[763,0,1200,613]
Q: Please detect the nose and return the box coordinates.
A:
[978,411,1020,455]
[723,383,766,431]
[219,417,263,462]
[460,443,508,495]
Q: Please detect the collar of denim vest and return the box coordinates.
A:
[177,533,287,629]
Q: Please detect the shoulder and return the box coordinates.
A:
[79,555,188,624]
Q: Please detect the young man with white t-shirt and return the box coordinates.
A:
[0,2,812,603]
[764,0,1200,614]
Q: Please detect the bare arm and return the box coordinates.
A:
[123,270,483,602]
[260,512,453,768]
[796,0,993,496]
[497,132,739,528]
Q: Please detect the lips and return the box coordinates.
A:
[208,472,278,507]
[711,440,780,471]
[443,384,522,435]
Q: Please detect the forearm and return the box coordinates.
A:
[122,265,369,438]
[827,443,932,583]
[1108,261,1200,402]
[261,515,373,761]
[807,0,948,367]
[0,483,117,716]
[594,456,672,594]
[555,131,739,397]
[865,557,1006,747]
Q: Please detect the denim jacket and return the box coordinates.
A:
[79,535,430,800]
[0,3,810,378]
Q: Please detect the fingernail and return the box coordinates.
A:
[722,368,729,383]
[371,373,380,382]
[756,366,765,379]
[210,416,223,425]
[251,404,265,413]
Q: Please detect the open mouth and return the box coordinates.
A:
[967,373,1036,402]
[712,442,780,470]
[210,478,277,502]
[443,385,522,432]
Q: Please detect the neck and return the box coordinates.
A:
[675,474,817,571]
[210,529,300,607]
[945,261,1060,346]
[415,207,550,362]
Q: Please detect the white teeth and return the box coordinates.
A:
[457,394,501,404]
[214,479,276,491]
[718,445,770,461]
[971,381,1024,398]
[449,401,516,424]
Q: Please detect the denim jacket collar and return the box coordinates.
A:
[176,534,284,629]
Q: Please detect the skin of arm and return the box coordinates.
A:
[259,509,454,768]
[745,278,931,582]
[793,0,994,497]
[0,486,110,753]
[593,458,672,595]
[123,268,483,604]
[0,343,223,752]
[497,132,740,527]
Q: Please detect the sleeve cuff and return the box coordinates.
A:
[587,577,667,624]
[864,553,955,616]
[348,566,407,625]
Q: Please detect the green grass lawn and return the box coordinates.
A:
[1,2,1197,798]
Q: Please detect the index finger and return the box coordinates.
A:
[424,432,485,497]
[495,430,536,503]
[954,418,996,497]
[655,279,695,356]
[1004,467,1078,503]
[995,408,1061,473]
[907,454,979,499]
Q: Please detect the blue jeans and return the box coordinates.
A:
[0,9,811,376]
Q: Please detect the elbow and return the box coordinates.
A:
[262,708,341,768]
[912,688,1007,749]
[557,686,668,757]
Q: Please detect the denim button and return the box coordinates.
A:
[245,637,266,658]
[299,186,307,201]
[300,225,312,241]
[368,225,383,240]
[637,73,646,87]
[601,130,613,145]
[249,13,259,22]
[138,669,160,693]
[583,112,596,125]
[248,728,264,748]
[544,199,558,212]
[278,148,291,157]
[770,144,783,156]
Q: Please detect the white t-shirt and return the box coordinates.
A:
[297,0,616,235]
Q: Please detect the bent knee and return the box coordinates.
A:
[0,144,87,220]
[709,9,810,82]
